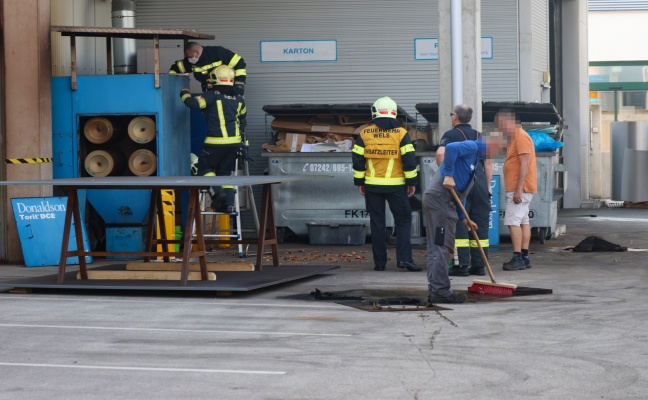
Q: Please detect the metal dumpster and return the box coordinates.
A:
[261,103,421,242]
[414,101,564,244]
[262,152,394,242]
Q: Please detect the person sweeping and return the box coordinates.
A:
[424,132,506,304]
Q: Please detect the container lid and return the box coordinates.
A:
[415,101,562,124]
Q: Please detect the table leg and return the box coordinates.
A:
[256,183,279,271]
[144,189,159,262]
[156,189,171,262]
[180,188,199,285]
[72,190,88,280]
[57,187,76,283]
[192,190,208,280]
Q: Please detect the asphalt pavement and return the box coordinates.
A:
[0,208,647,399]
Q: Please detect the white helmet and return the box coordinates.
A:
[190,153,199,175]
[209,65,235,86]
[371,96,398,119]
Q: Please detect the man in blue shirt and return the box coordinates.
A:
[424,133,506,304]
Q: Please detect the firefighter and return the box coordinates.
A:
[436,104,493,277]
[180,65,246,213]
[169,42,246,96]
[352,97,421,272]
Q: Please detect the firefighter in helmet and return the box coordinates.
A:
[180,65,247,212]
[352,96,421,272]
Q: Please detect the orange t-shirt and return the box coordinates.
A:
[503,128,537,193]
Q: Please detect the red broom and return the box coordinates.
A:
[448,188,518,295]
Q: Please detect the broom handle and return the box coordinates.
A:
[448,187,497,284]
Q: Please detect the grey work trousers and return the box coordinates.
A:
[423,188,458,297]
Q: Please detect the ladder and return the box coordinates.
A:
[195,157,259,257]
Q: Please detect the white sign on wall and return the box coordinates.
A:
[260,40,337,62]
[414,37,494,60]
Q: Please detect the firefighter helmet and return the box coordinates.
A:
[371,96,398,119]
[209,65,235,86]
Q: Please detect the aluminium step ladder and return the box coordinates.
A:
[194,157,260,257]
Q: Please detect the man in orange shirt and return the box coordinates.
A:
[496,109,537,271]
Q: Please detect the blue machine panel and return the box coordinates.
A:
[106,226,147,258]
[11,197,92,267]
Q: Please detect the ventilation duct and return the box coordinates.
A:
[111,0,137,74]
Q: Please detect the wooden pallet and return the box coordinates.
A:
[623,201,648,208]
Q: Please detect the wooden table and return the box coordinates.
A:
[1,175,322,285]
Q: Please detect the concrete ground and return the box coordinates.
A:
[0,208,647,399]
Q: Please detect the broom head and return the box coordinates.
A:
[469,279,518,295]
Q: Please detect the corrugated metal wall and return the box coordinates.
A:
[589,0,648,11]
[533,0,549,102]
[135,0,521,163]
[482,0,519,101]
[51,0,111,76]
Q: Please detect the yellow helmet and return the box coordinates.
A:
[209,65,235,86]
[371,96,398,119]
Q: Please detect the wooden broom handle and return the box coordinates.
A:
[448,187,497,283]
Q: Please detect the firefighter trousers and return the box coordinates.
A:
[455,168,491,267]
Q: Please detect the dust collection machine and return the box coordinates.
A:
[51,25,214,252]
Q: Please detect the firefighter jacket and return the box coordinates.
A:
[169,46,247,91]
[352,124,418,190]
[180,89,247,146]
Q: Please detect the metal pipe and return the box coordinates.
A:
[111,0,137,74]
[451,0,463,105]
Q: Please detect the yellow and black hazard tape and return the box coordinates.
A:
[5,158,52,164]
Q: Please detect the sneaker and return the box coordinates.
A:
[503,256,526,271]
[427,292,467,304]
[448,265,469,277]
[468,266,486,276]
[522,256,532,269]
[397,261,422,272]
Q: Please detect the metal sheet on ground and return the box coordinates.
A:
[0,265,339,292]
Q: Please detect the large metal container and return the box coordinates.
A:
[263,152,394,239]
[612,121,648,202]
[52,74,190,249]
[493,151,565,243]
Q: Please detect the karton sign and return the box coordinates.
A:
[414,37,494,60]
[260,40,337,62]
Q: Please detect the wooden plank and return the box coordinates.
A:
[77,271,216,281]
[126,262,255,272]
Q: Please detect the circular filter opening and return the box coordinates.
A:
[128,116,156,143]
[85,150,121,177]
[84,117,115,144]
[128,149,157,176]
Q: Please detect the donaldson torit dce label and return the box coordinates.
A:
[11,197,92,267]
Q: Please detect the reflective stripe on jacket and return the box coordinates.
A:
[352,124,418,187]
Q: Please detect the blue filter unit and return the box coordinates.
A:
[52,74,191,246]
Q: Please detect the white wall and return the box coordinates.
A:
[589,11,648,61]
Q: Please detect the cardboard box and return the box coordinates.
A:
[285,133,307,152]
[270,119,313,133]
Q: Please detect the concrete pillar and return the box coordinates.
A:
[2,0,52,261]
[461,0,482,131]
[438,0,482,136]
[561,0,590,208]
